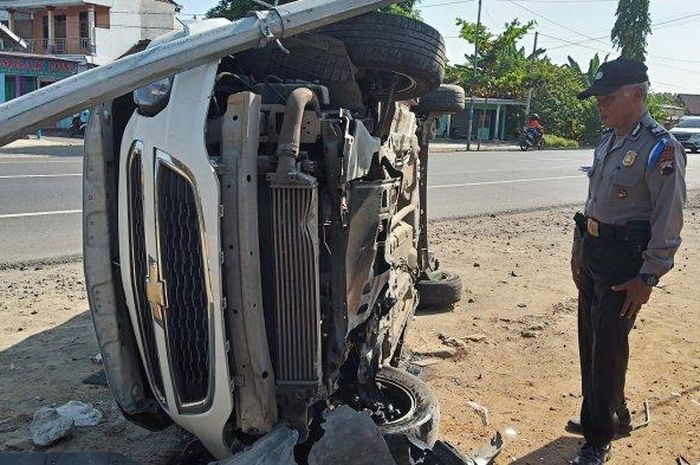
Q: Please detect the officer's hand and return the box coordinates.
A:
[611,277,653,319]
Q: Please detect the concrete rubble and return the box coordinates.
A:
[55,401,102,427]
[30,408,74,447]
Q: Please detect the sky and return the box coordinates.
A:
[175,0,700,95]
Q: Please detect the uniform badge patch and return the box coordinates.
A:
[657,144,676,176]
[623,150,637,167]
[617,189,628,199]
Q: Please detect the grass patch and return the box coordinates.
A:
[544,134,580,149]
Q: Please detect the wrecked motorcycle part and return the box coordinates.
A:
[0,0,400,146]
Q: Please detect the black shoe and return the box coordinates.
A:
[566,405,633,435]
[572,443,612,465]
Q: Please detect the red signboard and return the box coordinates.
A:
[0,54,80,78]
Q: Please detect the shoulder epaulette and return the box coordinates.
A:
[641,117,668,139]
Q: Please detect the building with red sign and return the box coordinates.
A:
[0,0,181,108]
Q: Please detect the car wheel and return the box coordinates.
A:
[320,12,446,100]
[234,33,356,87]
[374,366,440,447]
[416,271,462,309]
[415,84,465,114]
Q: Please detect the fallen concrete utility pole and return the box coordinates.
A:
[0,0,397,147]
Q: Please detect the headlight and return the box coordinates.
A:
[134,77,173,117]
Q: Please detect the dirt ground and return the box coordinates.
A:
[1,193,699,464]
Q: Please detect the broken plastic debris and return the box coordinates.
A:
[91,352,103,365]
[56,400,102,427]
[466,401,489,426]
[30,407,74,446]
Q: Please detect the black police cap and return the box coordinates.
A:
[577,57,649,100]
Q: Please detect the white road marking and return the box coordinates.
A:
[0,209,81,220]
[0,158,82,164]
[429,175,584,189]
[0,173,81,179]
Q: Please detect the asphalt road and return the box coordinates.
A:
[1,143,699,263]
[0,144,83,264]
[427,147,700,218]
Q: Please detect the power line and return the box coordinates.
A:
[505,0,611,46]
[421,0,474,8]
[543,11,700,51]
[496,3,700,68]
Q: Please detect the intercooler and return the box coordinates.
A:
[270,184,322,385]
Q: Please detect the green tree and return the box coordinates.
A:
[447,19,538,98]
[528,58,592,142]
[381,0,422,19]
[207,0,421,21]
[611,0,652,62]
[565,53,608,87]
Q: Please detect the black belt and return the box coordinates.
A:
[574,212,650,242]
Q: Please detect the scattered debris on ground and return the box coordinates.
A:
[1,194,699,463]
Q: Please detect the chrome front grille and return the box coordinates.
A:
[156,164,211,406]
[271,185,322,384]
[127,150,166,401]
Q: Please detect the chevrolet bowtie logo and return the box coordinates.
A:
[145,258,167,325]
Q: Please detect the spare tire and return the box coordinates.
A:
[416,271,462,309]
[416,84,465,114]
[320,12,446,100]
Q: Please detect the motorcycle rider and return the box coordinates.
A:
[525,114,545,141]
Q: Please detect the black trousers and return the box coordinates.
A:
[572,227,643,446]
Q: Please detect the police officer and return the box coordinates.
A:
[569,57,686,465]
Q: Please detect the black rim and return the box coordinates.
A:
[374,377,417,426]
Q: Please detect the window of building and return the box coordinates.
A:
[42,14,67,38]
[79,12,89,39]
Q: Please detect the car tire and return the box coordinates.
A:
[320,12,446,100]
[415,84,465,114]
[375,366,440,447]
[416,271,463,309]
[235,33,356,86]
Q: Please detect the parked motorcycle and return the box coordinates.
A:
[519,127,545,151]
